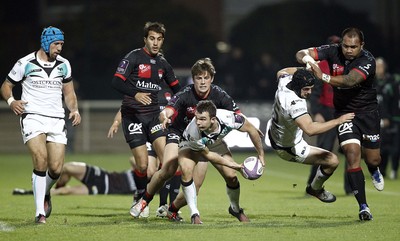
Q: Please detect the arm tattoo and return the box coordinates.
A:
[343,70,363,87]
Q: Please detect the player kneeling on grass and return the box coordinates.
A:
[178,100,265,224]
[267,67,355,203]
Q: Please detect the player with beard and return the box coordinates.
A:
[297,27,383,220]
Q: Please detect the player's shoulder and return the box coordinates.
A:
[17,52,36,64]
[55,54,70,64]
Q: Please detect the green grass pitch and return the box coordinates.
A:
[0,152,399,241]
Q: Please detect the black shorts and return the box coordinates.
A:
[336,110,381,149]
[166,127,183,145]
[82,165,108,195]
[82,165,134,195]
[121,113,165,149]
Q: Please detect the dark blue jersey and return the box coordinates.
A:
[112,48,180,115]
[315,44,377,113]
[166,84,240,134]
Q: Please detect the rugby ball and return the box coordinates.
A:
[241,156,263,180]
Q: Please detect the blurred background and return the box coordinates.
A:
[1,0,399,153]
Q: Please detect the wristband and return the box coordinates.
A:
[322,73,331,83]
[302,55,315,64]
[7,96,15,106]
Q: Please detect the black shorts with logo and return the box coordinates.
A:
[165,127,183,145]
[121,112,165,149]
[336,110,381,149]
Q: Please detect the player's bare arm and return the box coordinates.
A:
[201,148,242,170]
[1,79,27,115]
[296,112,355,136]
[310,63,365,88]
[238,118,266,166]
[108,109,121,138]
[63,81,81,126]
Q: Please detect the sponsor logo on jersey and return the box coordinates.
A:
[128,123,143,135]
[338,122,353,135]
[185,106,196,123]
[27,68,43,75]
[359,64,372,75]
[363,134,380,142]
[164,92,171,101]
[138,64,151,78]
[167,133,181,141]
[150,123,163,134]
[117,59,129,74]
[150,59,156,64]
[136,81,161,91]
[158,69,164,79]
[332,64,344,76]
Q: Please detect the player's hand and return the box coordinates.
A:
[159,111,171,129]
[135,92,152,105]
[10,100,28,115]
[258,155,266,167]
[338,112,355,124]
[107,122,119,138]
[310,62,323,79]
[231,162,243,171]
[69,111,81,126]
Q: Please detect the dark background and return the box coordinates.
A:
[1,0,399,101]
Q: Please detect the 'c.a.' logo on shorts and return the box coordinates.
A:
[128,123,143,135]
[338,122,353,135]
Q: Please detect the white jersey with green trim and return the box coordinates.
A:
[268,73,308,147]
[7,52,72,118]
[182,109,245,151]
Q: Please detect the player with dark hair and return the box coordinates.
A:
[305,35,354,194]
[178,100,262,224]
[111,22,181,218]
[1,26,81,224]
[297,27,383,220]
[130,58,258,222]
[267,67,354,203]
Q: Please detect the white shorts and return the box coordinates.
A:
[20,114,67,144]
[274,138,310,163]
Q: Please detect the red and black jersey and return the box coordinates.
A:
[112,48,180,115]
[314,44,377,114]
[166,84,240,134]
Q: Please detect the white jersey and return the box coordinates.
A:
[268,73,308,147]
[182,109,245,151]
[7,52,73,118]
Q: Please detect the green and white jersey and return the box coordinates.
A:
[182,109,245,151]
[7,52,72,118]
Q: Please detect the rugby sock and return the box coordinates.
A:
[182,179,199,216]
[133,169,147,201]
[168,202,180,213]
[169,171,182,204]
[45,171,59,195]
[142,191,154,204]
[158,183,169,206]
[310,165,330,190]
[367,164,378,175]
[226,183,240,213]
[347,167,367,205]
[32,170,46,216]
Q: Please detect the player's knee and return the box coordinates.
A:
[327,152,339,168]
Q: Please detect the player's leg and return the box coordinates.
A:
[178,148,200,220]
[304,146,339,192]
[27,134,48,221]
[56,162,87,188]
[211,153,249,222]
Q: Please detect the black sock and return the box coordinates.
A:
[159,182,169,206]
[168,173,181,204]
[133,169,148,201]
[347,168,367,206]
